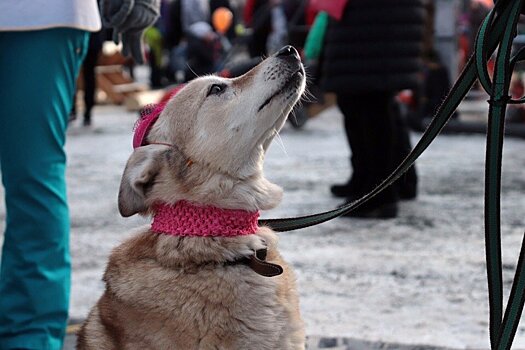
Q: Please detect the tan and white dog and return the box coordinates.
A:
[77,46,306,350]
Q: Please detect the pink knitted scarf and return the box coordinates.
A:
[151,201,260,237]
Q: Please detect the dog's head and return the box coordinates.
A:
[118,46,306,217]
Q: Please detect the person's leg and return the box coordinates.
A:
[332,93,369,198]
[0,28,88,350]
[391,99,418,200]
[342,92,399,218]
[145,27,164,88]
[359,93,398,195]
[82,46,100,126]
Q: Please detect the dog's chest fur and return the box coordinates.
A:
[78,228,304,350]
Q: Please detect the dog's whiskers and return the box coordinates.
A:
[290,108,298,123]
[304,92,315,103]
[300,86,315,104]
[274,129,288,156]
[186,63,200,80]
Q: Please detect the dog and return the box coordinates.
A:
[76,46,306,350]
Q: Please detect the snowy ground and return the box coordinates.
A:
[1,101,525,349]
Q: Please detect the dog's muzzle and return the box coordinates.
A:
[258,46,304,112]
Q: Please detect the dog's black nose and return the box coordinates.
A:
[276,45,299,59]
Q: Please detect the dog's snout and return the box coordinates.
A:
[276,45,299,60]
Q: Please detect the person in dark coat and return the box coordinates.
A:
[321,0,426,218]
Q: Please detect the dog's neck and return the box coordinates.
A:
[151,201,260,237]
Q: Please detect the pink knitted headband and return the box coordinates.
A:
[133,85,185,149]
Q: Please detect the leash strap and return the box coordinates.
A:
[477,1,520,347]
[483,1,525,349]
[259,1,525,348]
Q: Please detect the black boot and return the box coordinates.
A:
[392,100,418,200]
[330,154,367,198]
[397,166,417,200]
[83,113,91,127]
[332,95,368,198]
[342,200,398,219]
[338,92,399,218]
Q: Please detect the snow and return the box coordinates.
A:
[1,103,525,349]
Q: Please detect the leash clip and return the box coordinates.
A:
[487,95,511,107]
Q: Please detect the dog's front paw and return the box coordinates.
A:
[214,230,277,261]
[247,235,268,254]
[232,234,267,258]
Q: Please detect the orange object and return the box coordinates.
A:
[473,0,493,7]
[212,7,233,34]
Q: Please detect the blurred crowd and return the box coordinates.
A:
[139,0,310,87]
[79,0,501,117]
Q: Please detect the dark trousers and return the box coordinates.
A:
[336,92,417,205]
[71,35,101,123]
[82,46,100,121]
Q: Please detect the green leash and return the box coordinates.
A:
[259,1,525,348]
[479,1,525,349]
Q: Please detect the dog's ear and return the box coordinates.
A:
[118,145,168,217]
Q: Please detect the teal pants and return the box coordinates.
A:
[0,28,88,350]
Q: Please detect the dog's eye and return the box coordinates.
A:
[207,84,226,96]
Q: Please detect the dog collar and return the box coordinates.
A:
[151,201,260,237]
[151,201,283,277]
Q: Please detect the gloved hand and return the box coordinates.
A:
[99,0,160,64]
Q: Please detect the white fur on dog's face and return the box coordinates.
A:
[151,51,305,177]
[118,48,305,216]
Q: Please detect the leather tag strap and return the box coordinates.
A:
[227,249,283,277]
[247,249,283,277]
